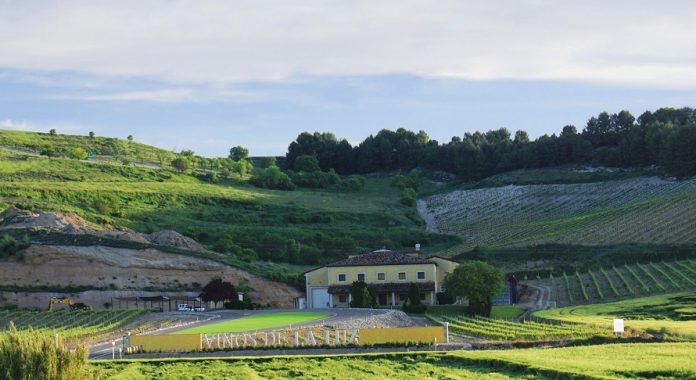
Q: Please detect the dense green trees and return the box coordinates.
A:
[443,261,504,317]
[285,107,696,179]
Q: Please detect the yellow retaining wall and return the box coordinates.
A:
[358,326,445,345]
[129,334,201,352]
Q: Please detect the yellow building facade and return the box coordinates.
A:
[304,249,459,308]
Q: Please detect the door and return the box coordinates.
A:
[378,293,388,306]
[311,288,330,308]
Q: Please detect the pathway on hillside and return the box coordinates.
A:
[416,199,438,232]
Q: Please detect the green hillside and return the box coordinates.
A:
[0,132,458,284]
[0,129,172,166]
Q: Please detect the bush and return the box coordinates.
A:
[92,194,122,216]
[251,166,295,190]
[0,234,29,260]
[402,282,427,313]
[69,147,88,160]
[400,187,417,206]
[340,175,365,191]
[0,323,99,380]
[349,281,377,308]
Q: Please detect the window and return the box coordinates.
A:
[420,293,426,301]
[398,293,407,301]
[337,273,346,282]
[377,272,386,281]
[357,273,365,282]
[338,295,347,303]
[417,271,426,280]
[397,272,407,281]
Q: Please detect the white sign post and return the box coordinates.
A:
[613,319,624,336]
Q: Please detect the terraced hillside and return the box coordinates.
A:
[422,176,696,253]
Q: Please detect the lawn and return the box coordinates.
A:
[534,291,696,340]
[93,342,696,379]
[489,305,525,319]
[174,312,330,334]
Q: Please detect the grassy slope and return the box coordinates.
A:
[0,134,458,284]
[0,129,169,165]
[174,312,330,334]
[94,343,696,379]
[534,291,696,340]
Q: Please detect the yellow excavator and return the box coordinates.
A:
[48,296,92,311]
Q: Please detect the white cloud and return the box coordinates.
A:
[1,1,696,89]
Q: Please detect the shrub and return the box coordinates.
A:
[0,323,99,380]
[402,283,427,313]
[400,187,417,206]
[69,147,88,160]
[340,175,365,191]
[92,194,122,216]
[0,234,30,259]
[349,281,377,308]
[251,166,295,190]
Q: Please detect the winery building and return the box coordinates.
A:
[303,249,460,308]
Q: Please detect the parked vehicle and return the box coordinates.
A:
[177,303,205,312]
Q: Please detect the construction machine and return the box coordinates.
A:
[48,296,92,311]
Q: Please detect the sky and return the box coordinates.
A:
[1,1,696,156]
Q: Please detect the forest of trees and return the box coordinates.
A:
[285,107,696,179]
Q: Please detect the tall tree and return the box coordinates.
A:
[443,261,504,317]
[229,146,249,161]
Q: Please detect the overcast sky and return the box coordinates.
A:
[2,1,696,156]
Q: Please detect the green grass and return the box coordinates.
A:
[534,291,696,340]
[93,343,696,379]
[0,143,458,284]
[489,306,525,319]
[174,312,330,334]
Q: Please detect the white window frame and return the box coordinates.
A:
[397,271,407,281]
[416,271,426,281]
[337,273,347,283]
[376,272,387,281]
[356,272,366,282]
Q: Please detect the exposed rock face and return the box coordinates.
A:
[0,207,206,252]
[0,207,302,308]
[0,245,301,308]
[0,207,92,233]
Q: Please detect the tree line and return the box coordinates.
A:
[285,107,696,179]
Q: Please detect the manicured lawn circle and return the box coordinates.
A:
[174,311,330,334]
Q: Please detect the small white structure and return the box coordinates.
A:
[613,318,624,335]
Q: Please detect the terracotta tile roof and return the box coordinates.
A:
[328,282,435,294]
[326,249,434,267]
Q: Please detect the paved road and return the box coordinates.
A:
[89,308,390,359]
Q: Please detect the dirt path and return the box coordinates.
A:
[515,282,551,320]
[416,199,438,232]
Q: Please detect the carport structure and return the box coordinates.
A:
[112,296,204,311]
